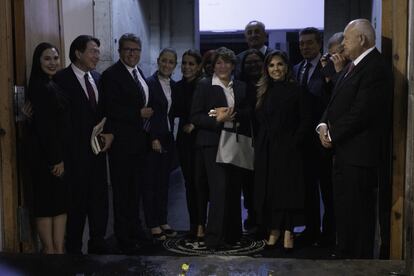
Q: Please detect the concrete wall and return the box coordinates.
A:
[324,0,372,51]
[92,0,195,78]
[60,0,94,66]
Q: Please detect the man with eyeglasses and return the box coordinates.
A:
[54,35,114,254]
[101,33,153,254]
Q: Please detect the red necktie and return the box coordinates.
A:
[84,73,97,110]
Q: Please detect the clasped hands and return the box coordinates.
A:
[318,124,333,149]
[208,107,236,122]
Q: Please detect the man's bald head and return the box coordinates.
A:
[342,19,376,61]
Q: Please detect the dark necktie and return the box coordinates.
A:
[84,73,97,110]
[344,62,355,78]
[132,69,146,104]
[301,62,312,88]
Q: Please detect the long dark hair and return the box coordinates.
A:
[28,42,59,101]
[256,50,295,109]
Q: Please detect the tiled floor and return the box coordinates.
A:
[2,167,407,275]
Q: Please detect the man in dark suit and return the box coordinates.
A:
[100,33,153,254]
[236,20,273,79]
[293,27,335,247]
[54,35,113,254]
[318,19,392,258]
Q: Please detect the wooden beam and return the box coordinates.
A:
[0,0,19,252]
[384,0,409,260]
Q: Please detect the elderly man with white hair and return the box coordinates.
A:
[317,19,392,259]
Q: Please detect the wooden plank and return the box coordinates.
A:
[0,0,19,252]
[405,0,414,272]
[13,0,36,253]
[389,0,408,260]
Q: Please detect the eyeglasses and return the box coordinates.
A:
[122,48,141,54]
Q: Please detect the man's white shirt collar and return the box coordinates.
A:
[353,46,375,66]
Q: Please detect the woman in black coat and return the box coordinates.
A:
[144,48,177,241]
[191,47,250,250]
[27,42,70,254]
[173,49,208,241]
[254,50,312,250]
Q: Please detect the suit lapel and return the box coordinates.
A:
[328,49,378,106]
[67,67,91,106]
[153,73,168,109]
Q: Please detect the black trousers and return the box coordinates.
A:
[333,157,377,259]
[196,146,242,248]
[178,144,208,228]
[66,154,108,254]
[303,139,335,239]
[109,152,145,247]
[242,170,255,217]
[143,134,174,228]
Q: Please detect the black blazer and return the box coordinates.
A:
[190,77,249,147]
[146,72,176,143]
[101,60,148,155]
[173,78,199,148]
[320,48,392,167]
[53,65,107,178]
[294,60,327,124]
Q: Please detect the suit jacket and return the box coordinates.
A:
[173,78,199,149]
[101,60,148,155]
[294,60,327,124]
[53,65,107,179]
[146,72,176,144]
[190,77,249,146]
[320,48,392,167]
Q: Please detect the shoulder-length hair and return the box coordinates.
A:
[256,50,295,109]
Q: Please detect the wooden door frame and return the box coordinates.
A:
[0,0,19,252]
[383,0,409,260]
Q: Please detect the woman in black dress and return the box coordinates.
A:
[27,42,69,254]
[254,50,312,250]
[173,49,208,241]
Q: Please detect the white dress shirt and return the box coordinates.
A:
[212,73,234,128]
[158,74,173,131]
[71,63,99,102]
[122,62,149,107]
